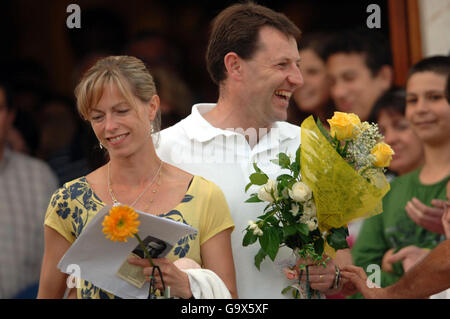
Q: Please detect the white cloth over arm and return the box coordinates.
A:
[183,268,231,299]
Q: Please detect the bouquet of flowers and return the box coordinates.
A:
[243,112,393,298]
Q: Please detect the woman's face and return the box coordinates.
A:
[406,72,450,146]
[293,48,331,113]
[377,109,424,175]
[89,82,158,159]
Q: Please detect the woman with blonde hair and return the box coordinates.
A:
[37,56,237,299]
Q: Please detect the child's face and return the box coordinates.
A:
[406,72,450,145]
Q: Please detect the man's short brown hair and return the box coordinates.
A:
[206,2,301,86]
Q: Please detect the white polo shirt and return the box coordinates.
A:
[156,103,301,298]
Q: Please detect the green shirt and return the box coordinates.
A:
[351,168,448,294]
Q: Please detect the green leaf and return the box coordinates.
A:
[326,227,349,250]
[281,286,292,294]
[283,224,298,237]
[295,145,301,166]
[265,216,279,226]
[245,195,263,203]
[249,172,268,185]
[296,223,309,236]
[259,227,280,261]
[242,230,258,246]
[255,248,267,271]
[277,152,291,169]
[245,182,253,193]
[253,162,262,173]
[314,237,325,255]
[316,117,333,143]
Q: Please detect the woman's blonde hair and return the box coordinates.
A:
[74,55,161,133]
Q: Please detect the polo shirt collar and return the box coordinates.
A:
[183,103,298,143]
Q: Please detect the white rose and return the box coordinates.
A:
[290,203,300,216]
[288,181,312,203]
[257,179,277,203]
[248,220,258,230]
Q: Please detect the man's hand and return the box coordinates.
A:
[387,245,430,272]
[340,265,387,299]
[406,197,446,234]
[442,202,450,238]
[381,248,395,273]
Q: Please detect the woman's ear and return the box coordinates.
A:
[224,52,243,81]
[148,94,160,122]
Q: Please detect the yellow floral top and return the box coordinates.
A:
[44,175,234,299]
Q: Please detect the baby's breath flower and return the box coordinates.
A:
[347,122,383,170]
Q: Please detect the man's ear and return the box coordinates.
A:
[148,94,160,122]
[376,65,393,91]
[224,52,243,81]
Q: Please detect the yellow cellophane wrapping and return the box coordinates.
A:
[300,116,390,257]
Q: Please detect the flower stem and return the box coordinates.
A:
[134,233,154,267]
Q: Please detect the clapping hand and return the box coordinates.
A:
[406,197,446,234]
[442,201,450,238]
[386,245,430,272]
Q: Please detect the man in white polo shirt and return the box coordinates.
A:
[157,2,345,298]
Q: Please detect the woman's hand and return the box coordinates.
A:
[127,256,192,299]
[295,256,337,293]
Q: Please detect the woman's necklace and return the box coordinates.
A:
[107,160,163,207]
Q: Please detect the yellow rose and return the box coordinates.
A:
[371,142,395,167]
[327,112,361,140]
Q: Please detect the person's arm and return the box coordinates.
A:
[37,226,72,298]
[200,227,237,298]
[341,239,450,298]
[385,239,450,298]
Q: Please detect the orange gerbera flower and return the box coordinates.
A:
[102,205,140,242]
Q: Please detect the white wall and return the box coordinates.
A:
[418,0,450,56]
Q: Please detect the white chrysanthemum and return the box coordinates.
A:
[253,228,263,236]
[303,201,316,218]
[306,218,318,231]
[248,220,258,230]
[290,203,300,216]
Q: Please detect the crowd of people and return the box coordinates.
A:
[0,2,449,299]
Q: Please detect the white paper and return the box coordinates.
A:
[58,205,197,299]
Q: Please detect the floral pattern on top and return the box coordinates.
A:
[49,177,197,299]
